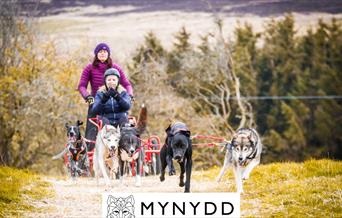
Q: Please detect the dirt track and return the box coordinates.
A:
[28,174,230,218]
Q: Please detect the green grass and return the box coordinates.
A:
[0,166,53,217]
[193,159,342,217]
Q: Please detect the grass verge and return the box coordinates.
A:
[193,159,342,217]
[0,166,53,217]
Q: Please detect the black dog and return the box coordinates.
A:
[160,122,192,193]
[53,120,90,178]
[118,126,145,186]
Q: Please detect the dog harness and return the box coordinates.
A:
[167,121,191,137]
[68,140,86,161]
[164,122,191,151]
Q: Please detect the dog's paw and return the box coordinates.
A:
[237,189,244,193]
[179,181,185,187]
[71,178,77,185]
[169,170,176,176]
[104,181,112,189]
[135,176,142,187]
[160,175,165,182]
[216,177,222,183]
[105,186,112,192]
[242,174,249,180]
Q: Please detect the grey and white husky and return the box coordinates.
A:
[93,125,121,187]
[216,128,262,193]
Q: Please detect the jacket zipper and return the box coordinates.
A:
[111,97,115,120]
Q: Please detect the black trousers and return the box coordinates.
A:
[85,105,97,151]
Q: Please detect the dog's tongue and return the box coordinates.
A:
[69,136,76,142]
[174,158,183,163]
[239,160,246,166]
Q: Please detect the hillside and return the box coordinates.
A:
[31,1,342,62]
[1,2,341,217]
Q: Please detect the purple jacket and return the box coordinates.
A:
[78,62,133,98]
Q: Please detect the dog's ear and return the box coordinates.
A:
[65,123,69,130]
[248,133,256,145]
[76,120,83,126]
[232,134,238,140]
[165,124,171,134]
[116,126,121,134]
[107,195,116,204]
[231,134,238,146]
[126,195,134,204]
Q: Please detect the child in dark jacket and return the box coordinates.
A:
[78,43,133,151]
[92,68,131,127]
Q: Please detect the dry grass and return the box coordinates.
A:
[3,159,341,217]
[193,159,342,217]
[36,5,342,63]
[0,167,53,217]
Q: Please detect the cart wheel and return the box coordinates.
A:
[151,139,161,175]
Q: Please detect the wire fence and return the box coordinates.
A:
[230,95,342,100]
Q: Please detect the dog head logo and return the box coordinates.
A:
[107,195,135,218]
[101,125,121,151]
[231,130,257,166]
[65,120,83,143]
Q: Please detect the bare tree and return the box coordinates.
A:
[174,19,254,137]
[0,0,22,165]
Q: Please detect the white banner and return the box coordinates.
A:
[102,193,240,218]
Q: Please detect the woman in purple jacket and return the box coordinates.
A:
[78,43,133,151]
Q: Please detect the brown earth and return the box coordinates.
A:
[27,174,237,218]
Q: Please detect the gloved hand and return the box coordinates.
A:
[108,88,120,100]
[85,95,94,105]
[101,91,110,103]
